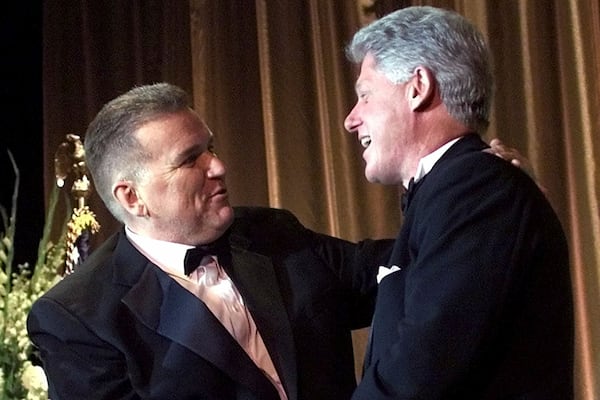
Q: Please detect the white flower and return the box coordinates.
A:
[1,156,99,399]
[21,361,48,392]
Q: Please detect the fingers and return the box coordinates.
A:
[488,138,530,172]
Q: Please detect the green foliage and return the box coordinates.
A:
[0,151,68,400]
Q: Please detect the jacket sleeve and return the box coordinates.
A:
[312,230,394,328]
[233,206,394,329]
[272,206,395,328]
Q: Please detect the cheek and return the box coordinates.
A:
[173,170,206,195]
[151,178,199,210]
[378,107,408,148]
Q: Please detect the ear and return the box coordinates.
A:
[406,66,436,111]
[113,180,148,217]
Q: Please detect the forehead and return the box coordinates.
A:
[137,110,208,137]
[355,54,388,90]
[135,110,211,151]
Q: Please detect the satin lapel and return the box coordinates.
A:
[120,253,278,399]
[224,238,298,400]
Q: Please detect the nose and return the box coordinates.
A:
[206,153,227,179]
[344,106,361,133]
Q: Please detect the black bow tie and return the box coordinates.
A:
[401,177,416,213]
[184,233,231,275]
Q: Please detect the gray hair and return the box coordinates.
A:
[83,82,190,222]
[346,6,493,133]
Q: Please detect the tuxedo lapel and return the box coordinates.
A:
[383,134,489,331]
[391,134,487,265]
[226,234,299,400]
[115,233,279,400]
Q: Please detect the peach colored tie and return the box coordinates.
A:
[188,256,248,335]
[185,256,288,400]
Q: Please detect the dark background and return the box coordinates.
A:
[1,3,44,266]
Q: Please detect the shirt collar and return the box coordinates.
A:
[125,226,192,276]
[410,136,462,186]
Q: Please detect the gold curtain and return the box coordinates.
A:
[189,0,401,240]
[42,0,195,249]
[189,0,599,398]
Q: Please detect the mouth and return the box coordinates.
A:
[359,135,371,149]
[210,186,228,198]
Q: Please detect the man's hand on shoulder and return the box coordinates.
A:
[486,138,548,194]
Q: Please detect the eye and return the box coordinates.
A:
[182,154,198,167]
[177,148,202,168]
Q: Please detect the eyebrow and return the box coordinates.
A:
[355,79,370,92]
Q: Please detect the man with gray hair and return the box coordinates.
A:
[344,6,573,399]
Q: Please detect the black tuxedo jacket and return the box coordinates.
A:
[28,207,392,400]
[354,135,574,399]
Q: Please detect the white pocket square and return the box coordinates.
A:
[377,265,401,284]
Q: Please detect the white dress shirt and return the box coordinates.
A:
[125,227,287,400]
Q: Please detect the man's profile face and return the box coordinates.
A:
[344,53,413,186]
[132,109,234,245]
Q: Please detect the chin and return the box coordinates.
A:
[219,205,235,226]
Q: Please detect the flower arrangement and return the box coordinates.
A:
[0,149,99,400]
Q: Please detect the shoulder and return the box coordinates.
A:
[232,206,305,233]
[34,231,124,308]
[233,206,300,223]
[231,206,312,252]
[417,138,561,233]
[430,136,540,198]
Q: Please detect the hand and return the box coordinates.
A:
[486,138,547,194]
[487,138,534,175]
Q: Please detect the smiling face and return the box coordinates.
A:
[118,109,234,245]
[344,54,418,186]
